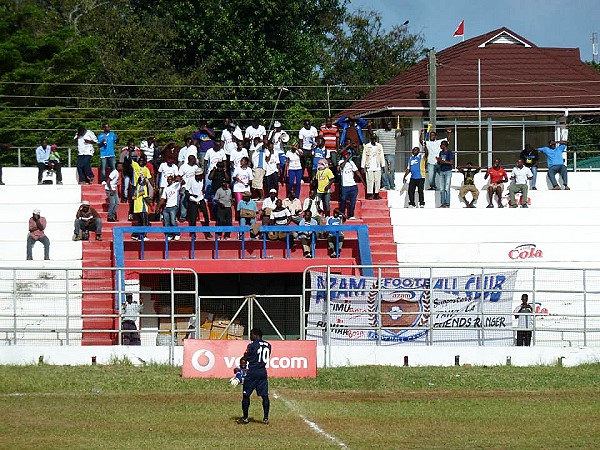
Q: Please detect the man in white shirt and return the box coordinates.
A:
[203,139,227,199]
[159,174,181,240]
[186,168,212,239]
[339,150,364,219]
[251,139,269,200]
[178,137,198,167]
[268,120,287,184]
[104,162,123,221]
[74,126,98,184]
[140,133,157,166]
[221,118,243,166]
[298,119,318,181]
[157,154,179,197]
[376,121,399,190]
[508,159,533,208]
[361,133,386,200]
[245,119,266,148]
[178,154,199,221]
[419,128,452,190]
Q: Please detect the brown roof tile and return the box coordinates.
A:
[341,27,600,117]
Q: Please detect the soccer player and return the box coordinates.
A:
[237,328,271,425]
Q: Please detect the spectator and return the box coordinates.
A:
[261,189,279,225]
[538,139,569,190]
[361,132,386,200]
[232,156,253,204]
[263,141,280,196]
[214,180,233,240]
[74,126,97,184]
[298,119,318,182]
[237,191,258,240]
[187,168,212,240]
[302,189,324,226]
[35,138,63,185]
[157,154,178,199]
[338,150,364,220]
[319,116,340,170]
[97,122,119,183]
[26,209,50,260]
[457,162,481,208]
[314,158,335,216]
[419,128,452,190]
[283,190,303,225]
[204,139,227,200]
[178,137,197,167]
[514,293,533,346]
[520,144,539,190]
[268,198,292,241]
[311,137,328,187]
[245,118,267,148]
[132,155,154,207]
[251,138,269,200]
[298,210,318,258]
[73,200,102,241]
[104,161,123,222]
[285,144,303,199]
[140,133,158,166]
[508,159,533,208]
[159,174,181,241]
[208,160,230,219]
[267,120,288,185]
[131,173,151,241]
[121,294,143,346]
[334,115,368,149]
[192,118,216,166]
[178,154,199,222]
[221,119,243,170]
[377,120,400,191]
[326,208,345,258]
[403,146,427,209]
[437,140,454,208]
[120,139,141,202]
[484,159,509,208]
[230,139,249,175]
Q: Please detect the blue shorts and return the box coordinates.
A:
[243,374,269,397]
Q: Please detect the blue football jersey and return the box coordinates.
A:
[243,339,272,376]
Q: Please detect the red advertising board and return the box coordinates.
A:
[182,339,317,378]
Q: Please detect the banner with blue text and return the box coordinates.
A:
[307,270,518,345]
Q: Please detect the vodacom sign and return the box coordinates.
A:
[182,339,317,378]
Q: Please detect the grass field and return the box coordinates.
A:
[1,363,599,449]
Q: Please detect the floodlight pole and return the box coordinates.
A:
[428,49,437,132]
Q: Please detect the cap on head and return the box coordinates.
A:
[269,188,277,194]
[274,120,281,127]
[81,200,90,206]
[194,168,203,175]
[242,191,251,198]
[33,209,41,215]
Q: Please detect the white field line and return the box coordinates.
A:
[273,391,349,450]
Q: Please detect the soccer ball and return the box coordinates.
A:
[229,377,240,387]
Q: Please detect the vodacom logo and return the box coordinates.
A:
[191,349,216,372]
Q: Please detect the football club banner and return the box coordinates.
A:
[307,270,518,345]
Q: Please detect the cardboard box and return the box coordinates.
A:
[229,323,245,338]
[199,328,210,339]
[158,318,190,345]
[210,325,228,340]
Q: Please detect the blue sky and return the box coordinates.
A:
[349,0,599,61]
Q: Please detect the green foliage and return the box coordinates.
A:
[0,0,426,167]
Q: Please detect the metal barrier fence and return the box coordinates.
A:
[302,265,600,349]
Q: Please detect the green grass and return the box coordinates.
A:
[1,364,599,449]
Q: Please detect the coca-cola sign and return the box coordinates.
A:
[508,244,543,260]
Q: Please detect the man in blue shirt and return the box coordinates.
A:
[403,146,427,208]
[538,139,569,190]
[97,122,119,183]
[237,328,271,425]
[35,138,63,185]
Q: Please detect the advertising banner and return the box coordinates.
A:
[182,339,317,378]
[307,270,518,345]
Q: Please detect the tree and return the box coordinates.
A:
[320,10,425,98]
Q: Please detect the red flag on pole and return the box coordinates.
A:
[453,20,465,37]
